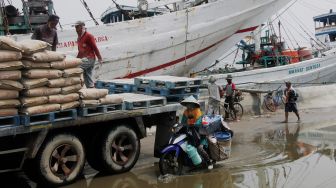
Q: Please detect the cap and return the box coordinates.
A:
[209,76,217,83]
[48,14,59,22]
[73,21,85,27]
[226,74,233,80]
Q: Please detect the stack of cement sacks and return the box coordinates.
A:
[0,37,24,117]
[19,40,83,115]
[78,88,123,107]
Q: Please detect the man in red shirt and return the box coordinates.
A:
[223,74,237,120]
[74,21,102,88]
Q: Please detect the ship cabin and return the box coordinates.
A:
[314,9,336,48]
[101,5,167,24]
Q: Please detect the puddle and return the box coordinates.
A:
[3,124,336,188]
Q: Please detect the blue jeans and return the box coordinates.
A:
[80,58,95,88]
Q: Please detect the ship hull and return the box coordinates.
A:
[14,0,292,80]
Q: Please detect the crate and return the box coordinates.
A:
[146,86,200,96]
[96,79,135,94]
[166,94,199,103]
[134,76,202,89]
[21,112,54,126]
[54,109,77,122]
[78,105,107,117]
[119,93,167,110]
[78,104,124,117]
[0,116,20,127]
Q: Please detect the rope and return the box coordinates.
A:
[202,0,300,71]
[79,0,99,25]
[278,18,296,49]
[278,16,300,49]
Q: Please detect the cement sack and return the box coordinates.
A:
[0,70,21,80]
[0,108,18,116]
[63,68,83,78]
[21,104,60,115]
[60,101,80,111]
[0,89,19,99]
[22,87,61,97]
[48,77,82,88]
[79,88,108,100]
[18,40,50,55]
[25,50,66,62]
[22,60,51,69]
[0,36,23,52]
[21,78,48,89]
[0,99,21,109]
[99,95,123,105]
[20,96,49,107]
[48,93,79,104]
[80,100,100,107]
[61,84,82,95]
[0,61,23,70]
[51,57,82,69]
[0,50,22,62]
[23,69,63,79]
[0,80,24,91]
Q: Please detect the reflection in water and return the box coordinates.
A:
[4,124,336,188]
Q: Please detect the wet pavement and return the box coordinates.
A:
[2,107,336,188]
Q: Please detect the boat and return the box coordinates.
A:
[205,10,336,91]
[1,0,292,80]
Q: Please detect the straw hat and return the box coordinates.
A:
[180,96,200,108]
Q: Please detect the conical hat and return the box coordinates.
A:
[180,96,200,108]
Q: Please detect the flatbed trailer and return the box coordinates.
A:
[0,103,180,186]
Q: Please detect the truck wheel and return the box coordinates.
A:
[35,134,85,186]
[99,125,140,174]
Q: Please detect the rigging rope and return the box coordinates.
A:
[79,0,99,25]
[195,0,299,74]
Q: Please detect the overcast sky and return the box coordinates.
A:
[9,0,336,46]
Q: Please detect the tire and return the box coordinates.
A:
[231,103,243,119]
[98,125,141,174]
[159,150,183,175]
[31,134,85,186]
[264,95,276,112]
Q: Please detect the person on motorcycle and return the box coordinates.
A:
[180,96,213,170]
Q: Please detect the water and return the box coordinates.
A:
[2,115,336,188]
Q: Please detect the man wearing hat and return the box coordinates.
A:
[31,14,59,51]
[282,81,300,123]
[223,74,237,120]
[74,21,103,88]
[180,96,213,169]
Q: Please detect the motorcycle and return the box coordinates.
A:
[159,115,233,175]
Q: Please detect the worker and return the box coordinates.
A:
[207,76,221,115]
[31,14,59,51]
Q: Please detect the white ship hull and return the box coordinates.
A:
[211,53,336,91]
[14,0,292,80]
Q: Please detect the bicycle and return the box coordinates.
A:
[263,85,286,112]
[221,91,244,120]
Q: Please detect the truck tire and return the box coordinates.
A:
[34,134,85,186]
[99,125,141,174]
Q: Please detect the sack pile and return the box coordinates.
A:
[0,37,24,116]
[78,88,123,107]
[18,39,83,114]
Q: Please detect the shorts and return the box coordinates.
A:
[285,103,298,113]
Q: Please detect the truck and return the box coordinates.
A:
[0,98,180,186]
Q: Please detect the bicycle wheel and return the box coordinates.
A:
[230,103,243,119]
[264,95,276,112]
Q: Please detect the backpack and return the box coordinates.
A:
[292,89,299,101]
